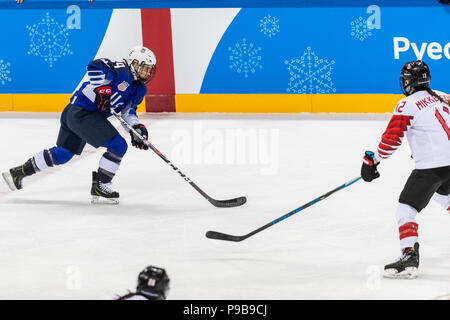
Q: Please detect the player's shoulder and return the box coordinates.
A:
[393,91,429,114]
[393,95,411,114]
[431,89,449,99]
[87,58,126,74]
[135,83,147,96]
[88,58,112,69]
[87,58,117,80]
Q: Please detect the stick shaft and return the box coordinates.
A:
[111,110,202,185]
[207,176,361,241]
[110,110,245,207]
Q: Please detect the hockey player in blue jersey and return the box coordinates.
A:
[2,46,157,204]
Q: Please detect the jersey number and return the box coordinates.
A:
[435,107,450,140]
[395,101,406,113]
[100,58,126,70]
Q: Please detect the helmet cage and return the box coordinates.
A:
[399,60,431,96]
[129,59,157,84]
[126,46,157,85]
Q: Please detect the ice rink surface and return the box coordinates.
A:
[0,112,449,300]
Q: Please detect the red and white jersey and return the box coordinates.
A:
[375,89,450,169]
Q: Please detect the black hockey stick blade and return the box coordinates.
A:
[205,231,246,242]
[208,196,247,208]
[205,176,361,242]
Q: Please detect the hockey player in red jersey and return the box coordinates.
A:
[361,60,450,279]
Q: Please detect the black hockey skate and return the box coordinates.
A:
[2,159,36,191]
[384,243,419,279]
[90,171,119,205]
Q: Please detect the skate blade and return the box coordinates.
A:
[2,171,17,191]
[383,267,418,279]
[91,196,119,205]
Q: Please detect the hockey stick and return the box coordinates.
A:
[110,109,246,208]
[206,176,361,241]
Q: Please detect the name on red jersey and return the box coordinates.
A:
[415,95,440,110]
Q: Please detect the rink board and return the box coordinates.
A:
[0,94,401,113]
[0,3,448,113]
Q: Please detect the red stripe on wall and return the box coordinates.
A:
[141,9,176,112]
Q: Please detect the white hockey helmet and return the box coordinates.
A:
[125,46,157,84]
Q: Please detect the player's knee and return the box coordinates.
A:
[105,134,128,157]
[396,203,418,226]
[50,147,74,165]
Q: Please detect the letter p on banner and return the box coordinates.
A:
[394,37,410,59]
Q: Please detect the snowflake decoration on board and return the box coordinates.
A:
[26,12,73,68]
[260,14,280,38]
[228,38,262,78]
[285,46,336,94]
[0,60,12,85]
[350,16,372,41]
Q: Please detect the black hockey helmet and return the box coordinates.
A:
[399,60,431,96]
[136,265,170,300]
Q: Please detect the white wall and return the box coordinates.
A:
[171,8,241,94]
[73,9,143,93]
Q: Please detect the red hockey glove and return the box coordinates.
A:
[94,85,111,114]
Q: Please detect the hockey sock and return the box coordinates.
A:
[15,149,56,179]
[30,147,74,173]
[29,149,56,174]
[432,193,450,214]
[97,151,123,184]
[50,147,74,165]
[396,203,419,251]
[97,134,127,184]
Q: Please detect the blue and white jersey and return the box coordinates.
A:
[70,58,147,128]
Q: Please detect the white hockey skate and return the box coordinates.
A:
[2,171,17,191]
